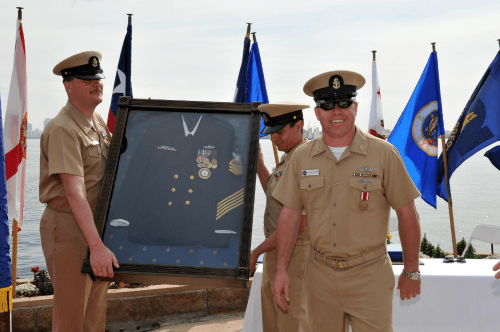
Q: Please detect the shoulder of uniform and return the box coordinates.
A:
[366,133,394,152]
[44,112,78,137]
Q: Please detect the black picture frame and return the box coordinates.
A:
[82,97,261,288]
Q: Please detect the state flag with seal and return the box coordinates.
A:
[388,50,445,208]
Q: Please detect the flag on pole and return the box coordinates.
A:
[388,51,445,208]
[4,20,27,230]
[233,34,251,103]
[368,59,385,138]
[245,41,268,137]
[437,51,500,202]
[107,22,133,133]
[485,145,500,171]
[0,94,12,312]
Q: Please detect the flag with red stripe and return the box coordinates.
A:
[107,22,132,133]
[4,20,27,230]
[368,59,385,138]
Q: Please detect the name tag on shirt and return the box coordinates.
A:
[90,141,100,146]
[302,169,320,176]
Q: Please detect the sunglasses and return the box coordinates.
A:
[316,99,355,111]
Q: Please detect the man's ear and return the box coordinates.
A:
[63,80,72,95]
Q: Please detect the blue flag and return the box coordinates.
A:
[388,51,445,208]
[0,95,12,289]
[107,22,133,133]
[485,145,500,171]
[233,36,251,103]
[437,51,500,202]
[245,42,268,137]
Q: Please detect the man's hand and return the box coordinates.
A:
[249,250,259,276]
[90,244,120,278]
[272,270,290,312]
[397,273,421,300]
[493,261,500,279]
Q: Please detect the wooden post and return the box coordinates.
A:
[11,220,18,298]
[440,135,458,258]
[433,42,458,258]
[272,143,279,165]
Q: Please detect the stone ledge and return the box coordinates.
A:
[13,279,253,331]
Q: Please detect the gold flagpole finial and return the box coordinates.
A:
[372,50,376,61]
[16,7,23,21]
[246,23,252,38]
[127,13,133,25]
[252,32,257,43]
[431,42,436,51]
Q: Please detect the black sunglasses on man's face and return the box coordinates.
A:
[316,99,355,111]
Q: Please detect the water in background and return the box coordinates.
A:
[12,138,500,278]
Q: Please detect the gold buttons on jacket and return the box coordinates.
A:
[174,174,179,179]
[171,188,176,192]
[185,201,190,205]
[188,189,193,193]
[168,202,172,206]
[190,175,194,180]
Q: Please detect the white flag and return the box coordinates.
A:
[4,20,27,230]
[368,60,385,138]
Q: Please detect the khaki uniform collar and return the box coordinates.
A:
[311,126,368,159]
[65,101,95,134]
[282,138,308,164]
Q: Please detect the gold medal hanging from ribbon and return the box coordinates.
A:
[360,191,370,211]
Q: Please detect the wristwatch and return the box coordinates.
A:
[403,269,421,281]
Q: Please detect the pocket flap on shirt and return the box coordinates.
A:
[87,146,101,158]
[300,176,325,191]
[349,177,382,191]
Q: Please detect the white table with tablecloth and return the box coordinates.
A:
[242,258,500,332]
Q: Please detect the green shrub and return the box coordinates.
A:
[432,244,446,258]
[33,269,54,296]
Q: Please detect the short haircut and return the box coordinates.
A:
[289,119,304,134]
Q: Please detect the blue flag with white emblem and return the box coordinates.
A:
[0,94,12,290]
[437,51,500,202]
[245,42,268,137]
[107,22,133,133]
[388,51,445,208]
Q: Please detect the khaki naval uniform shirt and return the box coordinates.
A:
[40,101,111,211]
[264,138,309,241]
[39,101,112,332]
[273,127,420,258]
[261,139,309,332]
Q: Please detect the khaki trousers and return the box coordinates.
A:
[305,252,394,332]
[40,207,108,332]
[261,240,309,332]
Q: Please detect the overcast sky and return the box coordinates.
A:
[1,0,499,132]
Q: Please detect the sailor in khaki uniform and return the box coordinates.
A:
[250,103,310,332]
[271,71,422,332]
[39,51,118,332]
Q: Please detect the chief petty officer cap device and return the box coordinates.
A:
[53,51,105,80]
[258,102,310,135]
[303,70,365,109]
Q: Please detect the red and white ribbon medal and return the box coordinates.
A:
[360,192,370,211]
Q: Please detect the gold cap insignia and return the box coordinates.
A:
[333,77,341,89]
[92,57,98,67]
